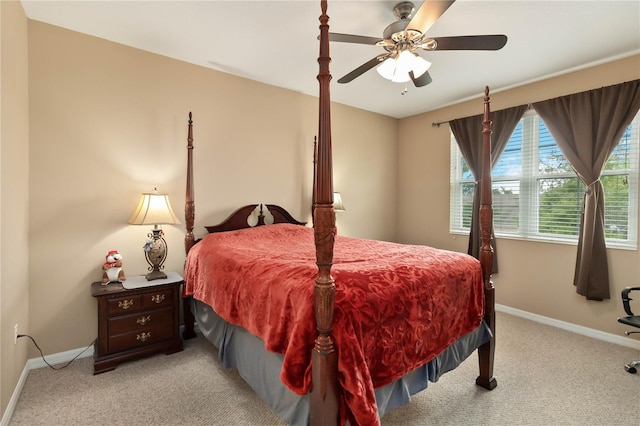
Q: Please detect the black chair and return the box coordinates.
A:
[617,286,640,373]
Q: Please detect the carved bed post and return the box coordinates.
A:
[185,112,195,254]
[476,87,497,390]
[312,136,318,223]
[183,112,196,340]
[310,1,339,425]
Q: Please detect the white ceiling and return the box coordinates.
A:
[21,0,640,119]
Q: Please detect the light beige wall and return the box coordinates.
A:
[398,55,640,336]
[27,21,397,357]
[331,103,398,241]
[1,0,30,417]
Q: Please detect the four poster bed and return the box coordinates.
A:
[181,1,497,425]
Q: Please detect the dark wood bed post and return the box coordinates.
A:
[476,87,497,390]
[312,136,318,222]
[309,1,339,425]
[183,112,197,340]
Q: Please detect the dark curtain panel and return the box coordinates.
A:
[450,105,528,273]
[533,80,640,300]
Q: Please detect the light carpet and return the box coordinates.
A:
[9,312,640,425]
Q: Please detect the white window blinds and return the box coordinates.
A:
[450,110,639,249]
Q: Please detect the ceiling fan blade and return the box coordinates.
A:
[410,70,433,88]
[337,55,388,84]
[406,0,455,34]
[327,32,382,45]
[423,35,508,51]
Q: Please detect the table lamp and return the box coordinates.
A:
[128,188,180,281]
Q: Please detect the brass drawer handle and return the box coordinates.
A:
[136,315,151,326]
[151,294,165,304]
[137,332,151,342]
[118,299,134,310]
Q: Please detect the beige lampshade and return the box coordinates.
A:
[333,192,346,212]
[128,190,180,225]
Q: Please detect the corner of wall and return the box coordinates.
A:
[0,0,31,419]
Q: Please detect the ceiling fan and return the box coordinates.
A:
[330,0,507,88]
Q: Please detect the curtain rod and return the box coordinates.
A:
[431,103,533,128]
[431,80,638,128]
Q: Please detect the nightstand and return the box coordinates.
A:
[91,272,184,374]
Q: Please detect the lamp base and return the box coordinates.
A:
[143,228,169,281]
[145,269,168,281]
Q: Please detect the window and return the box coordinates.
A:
[450,111,639,249]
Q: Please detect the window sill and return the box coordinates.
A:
[449,230,637,251]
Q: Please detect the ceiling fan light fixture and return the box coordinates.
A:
[391,50,415,82]
[377,51,431,84]
[391,72,411,83]
[411,55,432,79]
[376,57,397,80]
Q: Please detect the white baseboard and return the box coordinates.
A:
[0,362,30,426]
[496,303,640,350]
[26,344,94,370]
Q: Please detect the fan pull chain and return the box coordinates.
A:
[401,82,408,95]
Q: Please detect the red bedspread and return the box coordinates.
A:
[183,224,484,425]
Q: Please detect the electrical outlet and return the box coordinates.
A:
[14,324,18,344]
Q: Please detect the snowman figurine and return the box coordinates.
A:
[102,250,126,284]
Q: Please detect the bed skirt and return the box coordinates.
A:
[193,299,492,425]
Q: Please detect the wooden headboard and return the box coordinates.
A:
[204,204,307,234]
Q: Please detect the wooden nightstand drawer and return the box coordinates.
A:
[108,307,173,335]
[108,324,175,353]
[141,289,173,309]
[106,289,173,316]
[107,294,144,315]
